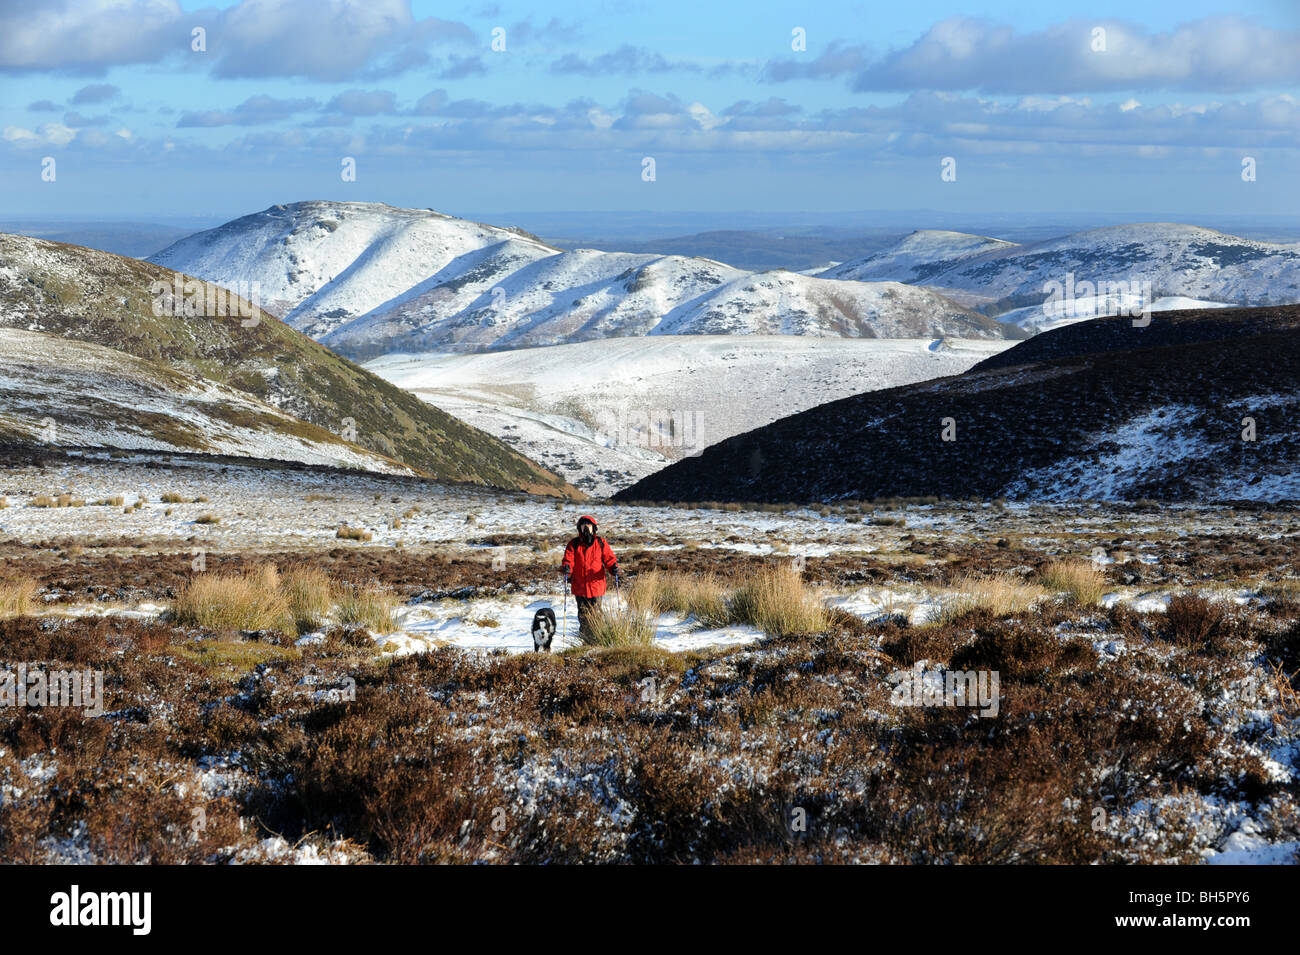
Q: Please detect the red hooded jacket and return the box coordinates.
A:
[562,515,618,598]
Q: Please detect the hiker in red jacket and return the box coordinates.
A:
[561,515,620,638]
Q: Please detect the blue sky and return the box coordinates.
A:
[1,0,1297,223]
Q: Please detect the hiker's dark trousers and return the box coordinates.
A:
[575,595,601,638]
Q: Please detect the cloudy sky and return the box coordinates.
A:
[2,0,1297,222]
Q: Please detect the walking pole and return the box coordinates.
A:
[562,580,568,643]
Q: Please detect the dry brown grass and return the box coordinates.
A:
[1038,559,1108,607]
[626,570,729,628]
[932,573,1045,625]
[336,525,372,542]
[0,578,38,619]
[335,581,397,633]
[31,493,84,508]
[194,513,220,525]
[1261,578,1300,601]
[283,566,334,635]
[727,565,829,637]
[577,602,658,647]
[172,564,291,633]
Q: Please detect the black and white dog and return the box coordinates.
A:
[531,607,556,652]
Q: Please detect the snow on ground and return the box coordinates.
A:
[357,591,767,657]
[366,335,1014,496]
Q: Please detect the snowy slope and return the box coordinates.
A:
[821,230,1017,283]
[824,224,1300,316]
[0,328,412,472]
[366,335,1013,496]
[149,201,1009,358]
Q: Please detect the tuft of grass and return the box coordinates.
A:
[32,493,84,507]
[335,581,398,633]
[172,564,292,633]
[283,566,334,635]
[336,525,372,542]
[727,565,829,637]
[932,573,1045,625]
[92,495,125,507]
[194,513,220,525]
[578,602,658,648]
[627,571,730,628]
[0,496,7,509]
[1038,559,1107,607]
[1261,578,1300,601]
[0,578,38,619]
[161,492,187,504]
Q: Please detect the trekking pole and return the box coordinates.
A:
[561,581,568,642]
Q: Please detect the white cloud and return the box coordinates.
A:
[763,16,1300,94]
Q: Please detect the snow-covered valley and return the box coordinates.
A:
[365,335,1014,495]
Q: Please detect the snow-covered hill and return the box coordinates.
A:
[0,328,412,471]
[366,335,1013,496]
[822,225,1300,322]
[148,201,1010,358]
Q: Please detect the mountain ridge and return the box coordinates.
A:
[149,200,1016,358]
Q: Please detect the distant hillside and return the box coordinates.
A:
[149,200,1015,359]
[0,233,576,496]
[822,224,1300,320]
[547,229,899,272]
[615,305,1300,504]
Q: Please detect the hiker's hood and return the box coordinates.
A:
[577,515,598,530]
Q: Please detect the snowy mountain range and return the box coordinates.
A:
[821,225,1300,326]
[148,201,1013,358]
[616,303,1300,504]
